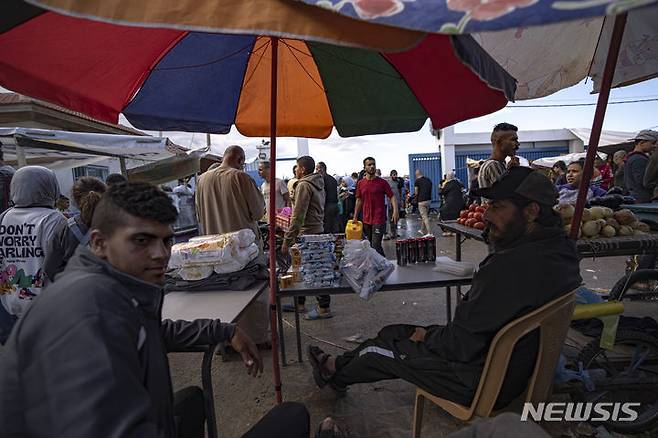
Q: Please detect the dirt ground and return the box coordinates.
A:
[168,214,658,438]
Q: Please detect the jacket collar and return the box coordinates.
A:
[67,246,163,314]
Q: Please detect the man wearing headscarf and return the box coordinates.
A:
[0,166,66,343]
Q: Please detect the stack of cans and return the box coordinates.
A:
[395,236,436,266]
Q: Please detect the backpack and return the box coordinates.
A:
[66,216,90,247]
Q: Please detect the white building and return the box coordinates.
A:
[409,126,634,206]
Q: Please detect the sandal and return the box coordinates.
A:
[308,346,347,396]
[308,345,332,389]
[304,308,333,320]
[281,303,306,313]
[316,417,346,438]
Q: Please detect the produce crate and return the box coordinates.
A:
[275,214,291,231]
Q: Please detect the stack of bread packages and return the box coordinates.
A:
[168,229,259,281]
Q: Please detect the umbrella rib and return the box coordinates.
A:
[280,40,326,92]
[153,41,255,71]
[307,44,402,79]
[241,39,271,88]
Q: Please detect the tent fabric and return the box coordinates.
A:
[0,0,44,33]
[235,38,335,138]
[0,13,516,138]
[22,0,426,52]
[567,128,637,147]
[472,18,603,100]
[0,13,185,122]
[384,34,510,130]
[0,127,187,170]
[296,0,658,34]
[125,33,256,134]
[471,5,658,99]
[308,42,426,137]
[590,7,658,92]
[532,151,607,169]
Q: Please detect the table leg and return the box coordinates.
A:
[455,233,463,306]
[294,296,303,363]
[276,296,287,367]
[446,286,452,323]
[202,345,218,438]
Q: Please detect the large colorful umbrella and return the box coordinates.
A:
[0,12,515,138]
[0,4,516,412]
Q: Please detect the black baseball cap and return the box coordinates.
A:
[473,167,558,206]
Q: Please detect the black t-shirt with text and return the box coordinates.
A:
[415,176,432,202]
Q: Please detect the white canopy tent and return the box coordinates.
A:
[532,151,608,169]
[0,127,188,172]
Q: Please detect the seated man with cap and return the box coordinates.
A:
[308,167,582,408]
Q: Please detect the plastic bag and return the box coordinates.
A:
[339,240,394,300]
[433,256,475,277]
[169,229,256,269]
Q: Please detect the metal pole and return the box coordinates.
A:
[570,13,627,238]
[268,36,283,404]
[15,145,27,168]
[119,157,128,177]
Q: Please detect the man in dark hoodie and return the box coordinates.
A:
[282,156,331,320]
[624,129,658,203]
[316,161,339,234]
[0,182,310,438]
[308,168,581,407]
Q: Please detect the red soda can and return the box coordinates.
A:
[427,236,436,261]
[407,239,417,264]
[417,238,426,263]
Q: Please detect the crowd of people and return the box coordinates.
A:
[1,125,656,437]
[548,130,658,204]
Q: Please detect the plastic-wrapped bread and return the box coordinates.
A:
[177,265,214,281]
[169,229,257,269]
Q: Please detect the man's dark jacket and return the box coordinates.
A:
[426,227,581,404]
[624,151,651,202]
[0,247,235,438]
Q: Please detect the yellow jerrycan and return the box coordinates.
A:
[345,220,363,240]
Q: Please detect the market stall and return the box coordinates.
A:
[4,0,658,414]
[440,220,658,260]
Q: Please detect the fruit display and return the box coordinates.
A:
[554,204,651,239]
[456,203,488,230]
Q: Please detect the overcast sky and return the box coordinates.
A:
[136,77,658,179]
[4,76,658,179]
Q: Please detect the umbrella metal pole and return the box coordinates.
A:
[268,36,283,404]
[570,13,627,239]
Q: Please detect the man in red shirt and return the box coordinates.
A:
[354,157,398,256]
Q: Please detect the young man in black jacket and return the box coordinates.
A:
[0,182,309,438]
[309,167,581,407]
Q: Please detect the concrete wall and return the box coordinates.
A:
[440,127,582,177]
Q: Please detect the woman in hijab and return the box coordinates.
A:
[439,172,465,236]
[0,166,66,343]
[44,176,106,280]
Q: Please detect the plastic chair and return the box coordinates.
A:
[412,290,576,437]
